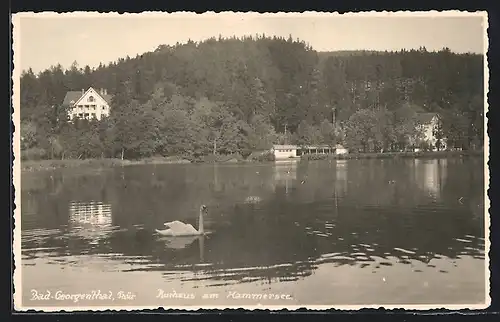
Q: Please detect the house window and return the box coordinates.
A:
[84,113,89,118]
[84,105,90,108]
[91,113,96,118]
[88,96,95,102]
[91,105,96,109]
[78,113,83,118]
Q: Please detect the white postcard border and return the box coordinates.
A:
[11,10,491,312]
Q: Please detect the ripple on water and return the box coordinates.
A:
[463,246,482,252]
[354,256,372,261]
[320,252,341,259]
[23,246,60,252]
[24,228,61,236]
[455,238,473,243]
[393,247,416,255]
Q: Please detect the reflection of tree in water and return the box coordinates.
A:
[440,157,485,222]
[107,164,284,230]
[21,169,116,255]
[93,198,483,285]
[21,171,68,231]
[21,158,485,285]
[102,198,483,286]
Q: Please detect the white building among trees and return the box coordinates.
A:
[415,112,447,151]
[62,87,113,121]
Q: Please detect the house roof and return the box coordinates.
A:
[273,145,298,150]
[101,94,113,104]
[273,144,347,150]
[411,105,427,113]
[416,112,438,124]
[62,88,113,106]
[62,91,84,106]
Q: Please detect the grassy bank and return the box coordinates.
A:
[20,156,192,172]
[21,150,483,172]
[300,150,484,161]
[20,152,275,172]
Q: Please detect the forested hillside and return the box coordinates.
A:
[19,35,484,160]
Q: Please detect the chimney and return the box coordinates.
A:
[99,88,103,95]
[104,89,107,95]
[81,89,84,95]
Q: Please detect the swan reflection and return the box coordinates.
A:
[158,236,199,250]
[159,235,205,262]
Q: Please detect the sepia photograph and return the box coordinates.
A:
[12,11,489,311]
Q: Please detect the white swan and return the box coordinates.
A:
[155,205,207,236]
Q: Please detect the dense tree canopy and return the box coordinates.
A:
[19,36,484,160]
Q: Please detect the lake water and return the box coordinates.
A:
[18,157,487,308]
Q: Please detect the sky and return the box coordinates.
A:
[14,12,487,74]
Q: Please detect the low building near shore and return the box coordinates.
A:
[272,145,298,159]
[272,144,348,160]
[334,144,349,155]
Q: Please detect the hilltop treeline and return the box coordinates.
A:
[19,35,484,160]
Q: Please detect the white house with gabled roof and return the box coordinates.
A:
[414,112,447,151]
[62,87,113,121]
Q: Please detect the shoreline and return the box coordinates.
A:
[20,157,191,173]
[299,150,484,161]
[20,150,484,173]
